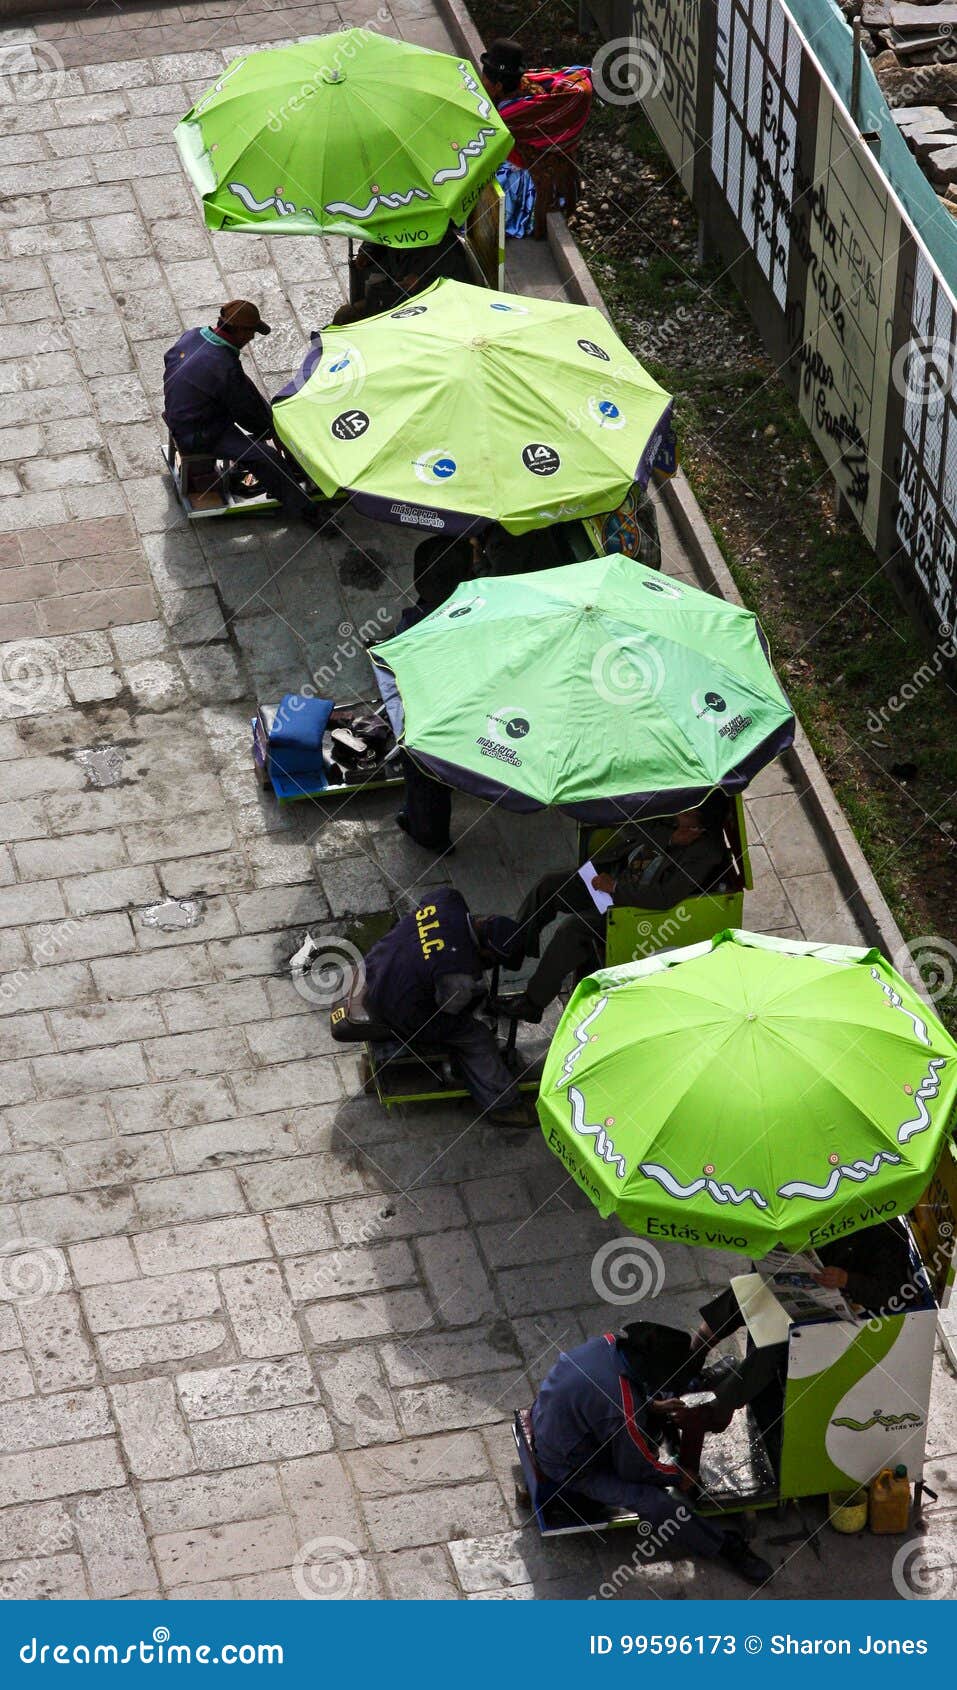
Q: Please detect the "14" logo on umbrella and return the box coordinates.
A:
[522,443,561,476]
[331,410,370,440]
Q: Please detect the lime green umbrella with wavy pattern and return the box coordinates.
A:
[175,32,513,240]
[538,929,957,1254]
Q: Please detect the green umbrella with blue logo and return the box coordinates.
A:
[272,279,673,534]
[368,556,794,818]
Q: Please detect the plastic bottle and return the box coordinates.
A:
[869,1465,910,1533]
[828,1489,868,1534]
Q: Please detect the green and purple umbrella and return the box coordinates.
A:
[272,279,674,534]
[370,556,794,820]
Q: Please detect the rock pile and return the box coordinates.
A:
[839,2,957,212]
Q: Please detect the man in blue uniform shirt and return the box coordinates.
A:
[498,795,733,1021]
[163,299,319,523]
[530,1324,774,1585]
[363,887,533,1126]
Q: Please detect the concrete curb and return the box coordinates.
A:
[432,0,486,67]
[2,1,132,15]
[544,209,909,965]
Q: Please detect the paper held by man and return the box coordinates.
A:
[733,1248,858,1347]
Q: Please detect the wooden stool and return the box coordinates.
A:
[530,150,582,240]
[166,431,227,511]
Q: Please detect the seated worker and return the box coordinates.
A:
[665,1218,916,1473]
[477,519,576,577]
[480,39,593,239]
[530,1322,773,1586]
[362,887,533,1127]
[332,222,476,325]
[408,534,474,616]
[391,536,475,854]
[498,794,732,1021]
[163,300,320,525]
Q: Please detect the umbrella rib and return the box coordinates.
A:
[570,1020,756,1195]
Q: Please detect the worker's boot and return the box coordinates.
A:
[487,1099,537,1128]
[492,993,543,1024]
[717,1529,775,1587]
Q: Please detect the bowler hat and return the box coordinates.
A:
[481,38,524,83]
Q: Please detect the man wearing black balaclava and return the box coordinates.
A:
[529,1322,774,1586]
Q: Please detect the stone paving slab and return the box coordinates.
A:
[0,0,952,1607]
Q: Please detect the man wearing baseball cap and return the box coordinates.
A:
[163,300,319,523]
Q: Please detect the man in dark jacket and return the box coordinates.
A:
[163,299,318,523]
[363,887,532,1125]
[531,1324,773,1585]
[498,795,732,1021]
[334,222,476,324]
[664,1218,916,1469]
[390,536,475,854]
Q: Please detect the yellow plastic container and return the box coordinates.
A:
[869,1467,911,1534]
[828,1490,868,1534]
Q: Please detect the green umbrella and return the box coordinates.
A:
[175,33,512,240]
[538,929,957,1254]
[272,279,673,533]
[369,556,794,819]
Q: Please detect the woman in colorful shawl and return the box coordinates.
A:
[480,39,593,239]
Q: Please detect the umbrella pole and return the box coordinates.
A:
[347,237,360,307]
